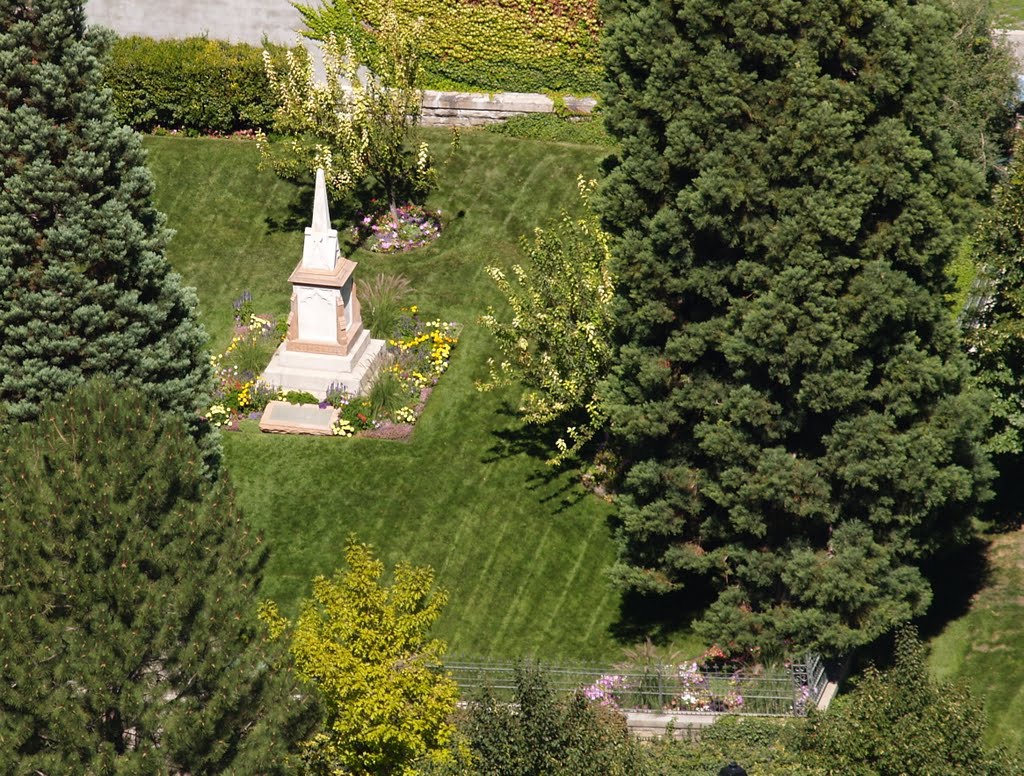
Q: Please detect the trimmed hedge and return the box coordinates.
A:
[103,37,287,134]
[296,0,602,95]
[485,113,615,147]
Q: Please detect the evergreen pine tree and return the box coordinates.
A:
[598,0,1001,654]
[0,0,215,467]
[0,380,316,772]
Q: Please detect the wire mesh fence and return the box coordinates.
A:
[444,653,827,717]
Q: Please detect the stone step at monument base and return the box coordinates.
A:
[261,330,387,397]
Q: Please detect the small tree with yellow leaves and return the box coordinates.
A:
[478,177,615,464]
[257,2,433,227]
[260,539,458,775]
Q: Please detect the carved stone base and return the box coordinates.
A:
[260,329,386,397]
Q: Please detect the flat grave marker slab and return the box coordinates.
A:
[259,400,339,436]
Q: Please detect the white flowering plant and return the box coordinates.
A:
[257,4,435,229]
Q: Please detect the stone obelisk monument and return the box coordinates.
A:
[261,169,385,396]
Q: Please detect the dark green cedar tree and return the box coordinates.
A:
[965,134,1024,522]
[0,380,316,773]
[0,0,216,468]
[598,0,1001,655]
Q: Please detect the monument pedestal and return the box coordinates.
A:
[262,328,385,396]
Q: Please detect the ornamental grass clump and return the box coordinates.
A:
[357,272,414,338]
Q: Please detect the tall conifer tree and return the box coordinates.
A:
[0,0,214,463]
[0,381,315,772]
[598,0,1001,654]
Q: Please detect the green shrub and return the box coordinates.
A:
[801,627,1022,774]
[103,36,289,133]
[282,390,320,405]
[486,114,615,147]
[643,717,820,776]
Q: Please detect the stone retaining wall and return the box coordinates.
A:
[420,90,597,127]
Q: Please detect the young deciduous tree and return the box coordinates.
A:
[0,0,216,466]
[598,0,1003,654]
[0,380,315,773]
[940,0,1018,182]
[260,539,459,775]
[478,178,615,464]
[258,3,433,224]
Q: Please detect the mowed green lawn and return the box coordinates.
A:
[144,131,703,662]
[928,528,1024,755]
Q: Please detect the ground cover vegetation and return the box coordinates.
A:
[0,381,317,772]
[485,113,615,147]
[993,0,1024,25]
[296,0,603,94]
[0,0,217,469]
[597,0,1018,657]
[143,130,646,661]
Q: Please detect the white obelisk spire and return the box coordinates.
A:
[301,169,339,270]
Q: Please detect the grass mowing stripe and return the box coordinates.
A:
[437,493,482,578]
[489,521,557,651]
[451,506,516,637]
[540,513,605,641]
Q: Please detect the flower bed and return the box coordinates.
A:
[204,294,460,437]
[581,645,765,714]
[356,204,442,253]
[325,309,461,438]
[204,291,301,428]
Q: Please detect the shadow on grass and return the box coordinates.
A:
[265,184,313,234]
[484,402,559,463]
[843,536,994,677]
[483,402,593,514]
[983,454,1024,533]
[263,183,367,245]
[609,585,716,648]
[914,534,993,642]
